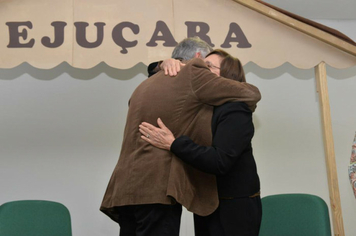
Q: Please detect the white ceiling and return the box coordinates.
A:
[262,0,356,20]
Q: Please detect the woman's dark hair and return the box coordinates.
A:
[206,49,246,82]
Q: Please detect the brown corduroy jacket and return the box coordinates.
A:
[100,58,261,222]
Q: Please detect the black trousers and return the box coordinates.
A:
[116,203,182,236]
[194,196,262,236]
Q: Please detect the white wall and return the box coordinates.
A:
[0,20,355,236]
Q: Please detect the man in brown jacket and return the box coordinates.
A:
[100,37,261,236]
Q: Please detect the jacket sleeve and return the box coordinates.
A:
[170,102,254,175]
[147,61,162,77]
[189,58,261,112]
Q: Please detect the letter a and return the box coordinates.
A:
[221,23,251,48]
[146,21,177,47]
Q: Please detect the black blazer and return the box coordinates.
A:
[171,102,260,198]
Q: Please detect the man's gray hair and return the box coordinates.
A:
[171,37,213,60]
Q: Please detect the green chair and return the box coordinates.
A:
[259,194,331,236]
[0,200,72,236]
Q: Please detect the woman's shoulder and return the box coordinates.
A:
[214,102,250,114]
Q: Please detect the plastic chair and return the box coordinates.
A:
[0,200,72,236]
[259,194,331,236]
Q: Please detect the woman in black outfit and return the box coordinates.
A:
[139,49,262,236]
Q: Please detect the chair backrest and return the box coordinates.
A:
[0,200,72,236]
[259,194,331,236]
